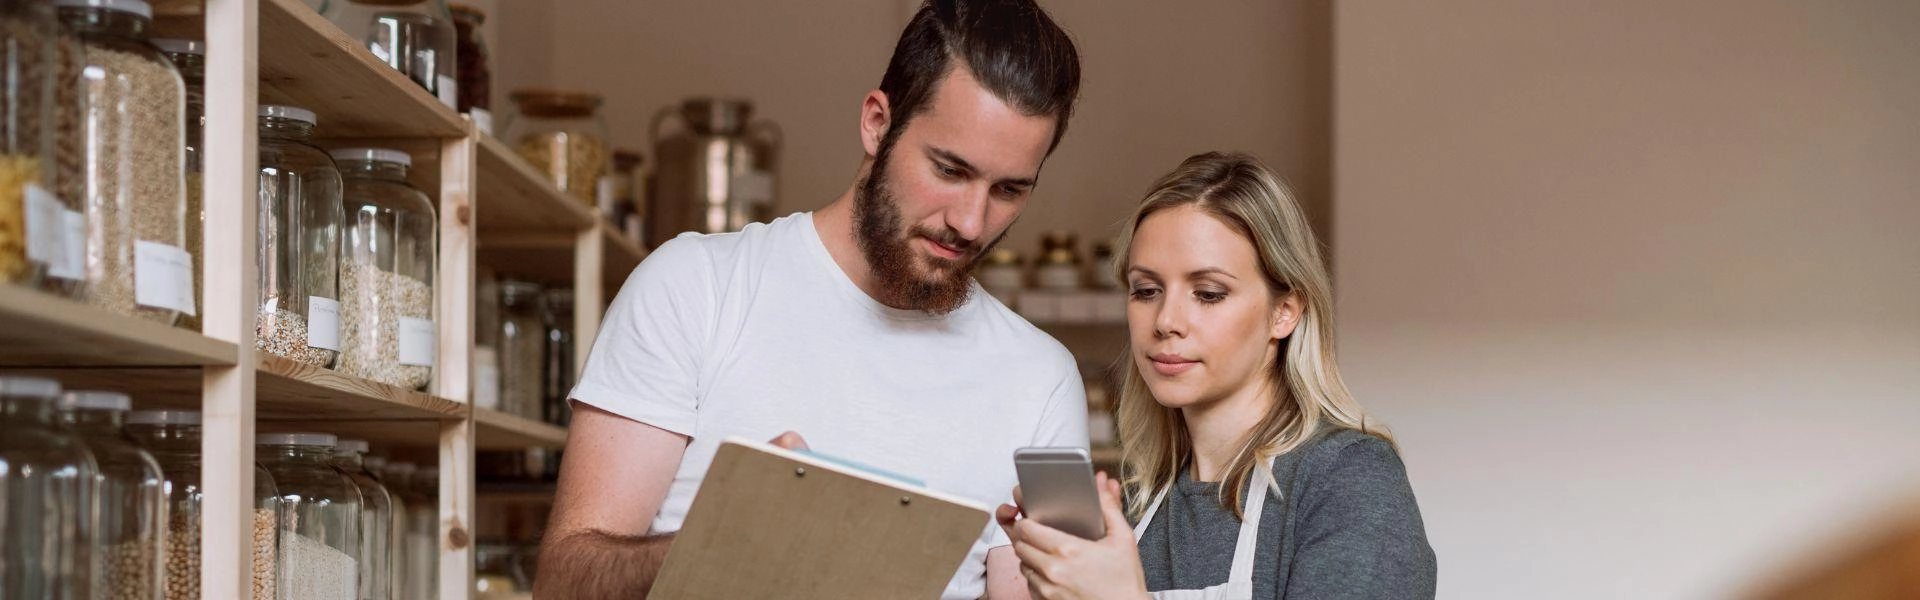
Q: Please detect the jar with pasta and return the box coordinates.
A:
[505,88,609,205]
[257,105,344,368]
[333,148,436,390]
[0,0,62,290]
[59,0,190,324]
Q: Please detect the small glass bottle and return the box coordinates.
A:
[978,248,1024,307]
[1034,230,1084,292]
[0,376,99,598]
[505,88,609,205]
[330,439,392,600]
[57,390,165,600]
[541,287,574,426]
[60,0,191,324]
[0,0,62,290]
[497,280,543,420]
[333,148,437,390]
[323,0,457,109]
[448,4,490,134]
[125,410,284,600]
[256,105,344,368]
[256,433,359,600]
[153,38,202,330]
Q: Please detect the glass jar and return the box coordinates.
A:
[541,287,575,426]
[57,390,165,600]
[0,0,61,289]
[378,461,413,600]
[609,149,645,245]
[323,0,456,109]
[595,148,638,221]
[497,279,543,420]
[333,148,436,390]
[474,542,528,597]
[506,88,609,205]
[0,376,98,598]
[330,439,391,600]
[60,0,191,325]
[256,433,359,600]
[473,266,501,410]
[1090,242,1119,290]
[1034,230,1083,292]
[257,105,344,368]
[402,467,438,600]
[42,22,88,297]
[978,248,1024,306]
[154,38,201,330]
[125,410,283,600]
[448,4,489,134]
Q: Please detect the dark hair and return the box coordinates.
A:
[877,0,1082,156]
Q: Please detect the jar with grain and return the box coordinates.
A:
[57,390,165,600]
[0,0,63,290]
[1,377,100,598]
[506,88,609,205]
[497,279,543,421]
[257,105,344,368]
[58,0,190,325]
[323,0,457,109]
[332,148,436,391]
[42,23,90,297]
[127,410,284,600]
[330,439,392,600]
[448,3,490,134]
[153,38,201,330]
[256,433,359,600]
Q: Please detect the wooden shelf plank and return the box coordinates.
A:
[476,135,597,233]
[0,285,238,367]
[474,407,568,450]
[476,221,644,297]
[256,0,467,139]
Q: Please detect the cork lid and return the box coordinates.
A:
[511,88,603,119]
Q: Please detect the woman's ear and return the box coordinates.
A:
[859,90,891,157]
[1271,293,1303,341]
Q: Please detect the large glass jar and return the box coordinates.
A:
[60,0,190,325]
[378,461,413,600]
[256,433,358,600]
[473,266,501,410]
[0,376,99,598]
[401,467,437,600]
[257,105,344,368]
[540,287,574,426]
[506,89,608,205]
[333,148,436,390]
[0,0,61,289]
[125,410,283,600]
[42,22,89,297]
[57,390,164,600]
[330,439,391,600]
[323,0,456,109]
[448,4,489,134]
[153,38,201,330]
[497,279,542,420]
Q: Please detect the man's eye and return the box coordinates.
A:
[935,164,961,178]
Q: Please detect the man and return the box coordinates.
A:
[534,1,1084,597]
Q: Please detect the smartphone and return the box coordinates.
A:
[1013,447,1106,540]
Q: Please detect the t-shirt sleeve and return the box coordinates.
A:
[1282,437,1438,600]
[567,236,714,437]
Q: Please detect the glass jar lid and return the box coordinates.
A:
[58,390,131,412]
[983,248,1021,266]
[510,88,603,119]
[1041,230,1078,252]
[335,439,371,454]
[330,147,412,168]
[127,410,200,425]
[0,376,62,399]
[256,432,338,448]
[260,104,318,126]
[56,0,153,19]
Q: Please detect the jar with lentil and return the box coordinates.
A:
[0,376,100,598]
[256,433,359,600]
[333,148,436,390]
[125,410,284,600]
[0,0,63,289]
[323,0,457,109]
[497,279,543,420]
[57,390,165,600]
[153,38,201,330]
[257,105,344,368]
[505,88,609,205]
[58,0,190,324]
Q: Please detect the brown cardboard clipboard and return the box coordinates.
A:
[648,437,993,600]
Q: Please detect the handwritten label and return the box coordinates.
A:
[134,240,195,315]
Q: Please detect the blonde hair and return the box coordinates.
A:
[1112,151,1389,520]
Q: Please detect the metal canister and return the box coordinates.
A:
[645,97,781,247]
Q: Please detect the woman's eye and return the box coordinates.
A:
[1129,287,1161,301]
[1196,290,1227,303]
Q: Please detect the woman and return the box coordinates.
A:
[997,152,1436,599]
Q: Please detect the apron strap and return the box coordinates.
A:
[1132,483,1173,540]
[1224,456,1276,585]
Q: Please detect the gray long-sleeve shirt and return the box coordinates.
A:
[1136,428,1438,599]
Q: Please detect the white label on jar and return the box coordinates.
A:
[306,297,341,351]
[470,108,494,136]
[436,75,457,110]
[24,183,61,263]
[399,316,435,367]
[134,240,196,315]
[48,209,85,280]
[472,346,501,410]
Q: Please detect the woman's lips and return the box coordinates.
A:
[1150,354,1198,376]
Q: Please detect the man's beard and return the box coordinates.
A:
[852,145,999,314]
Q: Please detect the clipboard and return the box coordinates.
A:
[649,437,994,599]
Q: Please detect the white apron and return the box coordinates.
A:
[1132,458,1275,600]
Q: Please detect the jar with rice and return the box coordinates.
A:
[256,105,343,368]
[333,147,436,390]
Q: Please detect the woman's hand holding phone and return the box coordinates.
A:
[997,472,1150,600]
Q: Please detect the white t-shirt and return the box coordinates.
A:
[570,212,1089,599]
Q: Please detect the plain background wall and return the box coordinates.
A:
[488,0,1331,258]
[1335,1,1920,598]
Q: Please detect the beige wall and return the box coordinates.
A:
[1334,1,1920,598]
[492,0,1330,258]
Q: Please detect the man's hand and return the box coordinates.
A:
[769,430,811,451]
[1004,473,1148,600]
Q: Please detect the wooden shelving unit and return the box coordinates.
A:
[475,407,569,450]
